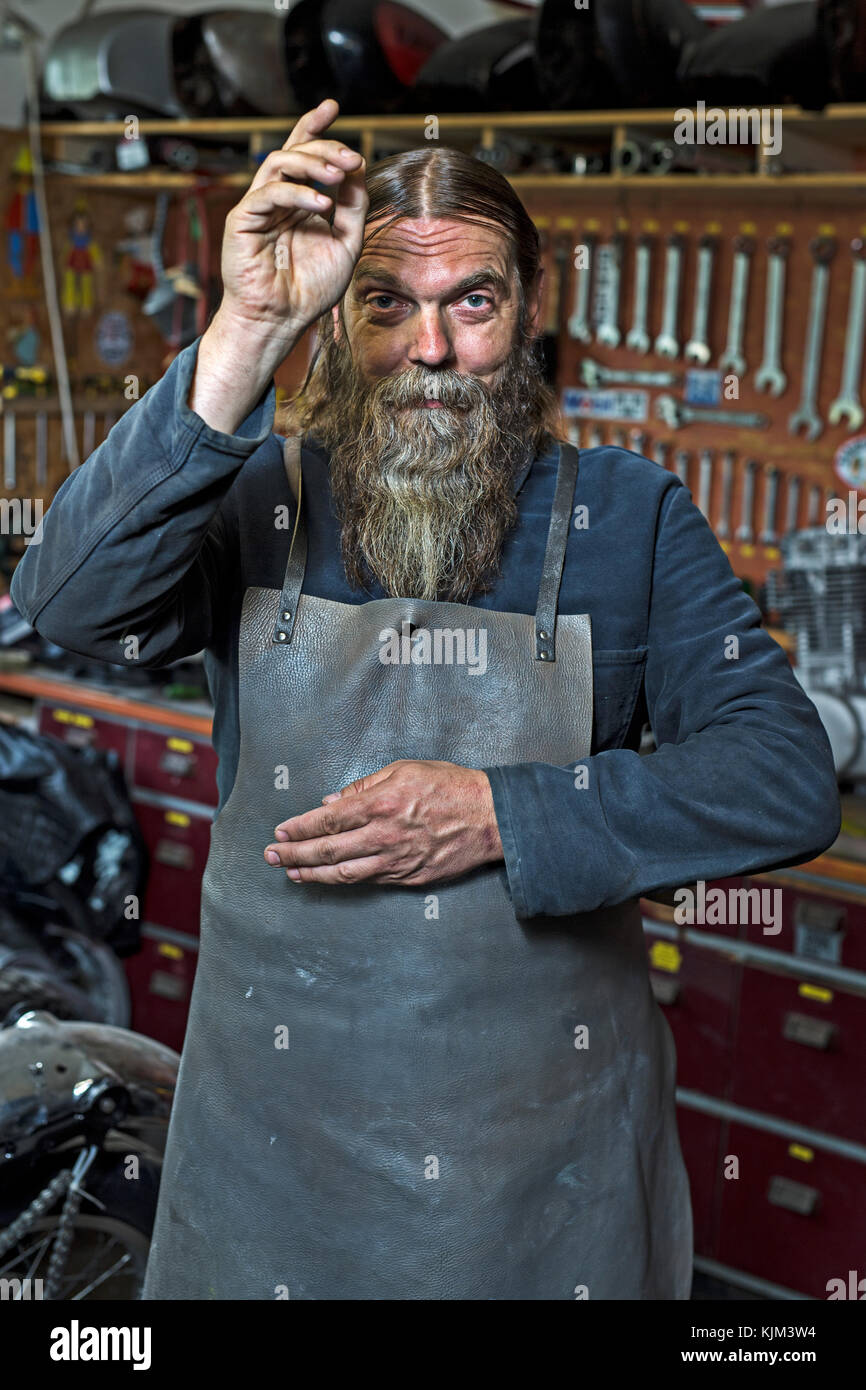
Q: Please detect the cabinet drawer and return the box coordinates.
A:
[133,727,218,806]
[133,798,212,937]
[124,926,198,1054]
[645,927,740,1098]
[38,701,129,765]
[676,1106,725,1262]
[717,1121,866,1299]
[730,965,866,1145]
[743,878,863,973]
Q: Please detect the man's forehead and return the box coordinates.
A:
[354,215,513,285]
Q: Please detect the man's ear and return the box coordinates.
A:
[525,267,544,338]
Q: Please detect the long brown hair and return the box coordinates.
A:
[279,145,564,448]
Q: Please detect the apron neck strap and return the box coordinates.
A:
[272,435,581,660]
[272,434,307,645]
[533,441,580,662]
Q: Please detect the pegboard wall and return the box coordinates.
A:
[0,127,313,592]
[524,188,866,601]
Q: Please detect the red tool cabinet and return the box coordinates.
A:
[5,667,865,1300]
[644,853,866,1299]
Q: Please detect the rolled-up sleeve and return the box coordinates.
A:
[10,335,275,667]
[482,479,842,919]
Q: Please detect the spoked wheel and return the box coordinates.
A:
[0,1212,150,1300]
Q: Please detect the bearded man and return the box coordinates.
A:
[10,99,840,1301]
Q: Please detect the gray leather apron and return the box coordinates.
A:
[141,437,692,1301]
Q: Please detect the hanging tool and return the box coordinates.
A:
[685,235,716,365]
[654,395,769,430]
[828,238,866,433]
[654,234,684,359]
[789,236,836,441]
[755,236,790,396]
[626,235,652,355]
[719,234,754,378]
[567,232,595,342]
[715,449,735,539]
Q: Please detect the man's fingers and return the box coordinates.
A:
[236,178,334,224]
[273,793,375,843]
[283,98,340,150]
[249,143,362,193]
[285,856,389,886]
[266,825,387,870]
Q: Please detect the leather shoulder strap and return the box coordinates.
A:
[272,434,307,645]
[533,441,580,662]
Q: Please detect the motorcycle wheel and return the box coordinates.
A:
[0,1154,160,1301]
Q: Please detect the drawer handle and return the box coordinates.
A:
[782,1011,837,1050]
[154,839,194,871]
[650,972,680,1006]
[159,751,196,778]
[767,1175,820,1216]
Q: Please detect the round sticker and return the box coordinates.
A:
[95,311,134,366]
[834,435,866,493]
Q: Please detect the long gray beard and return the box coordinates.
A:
[325,351,537,603]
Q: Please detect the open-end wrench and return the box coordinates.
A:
[654,234,684,359]
[580,358,680,388]
[3,408,15,490]
[587,424,604,448]
[715,449,735,538]
[685,235,716,364]
[654,394,769,430]
[567,233,595,341]
[828,238,866,432]
[736,458,758,542]
[697,448,713,517]
[789,236,836,441]
[629,428,648,455]
[611,428,627,448]
[35,410,48,488]
[596,234,625,348]
[755,236,790,396]
[626,235,653,354]
[719,235,754,377]
[673,449,690,485]
[759,465,780,544]
[652,439,670,468]
[807,483,821,526]
[784,474,801,534]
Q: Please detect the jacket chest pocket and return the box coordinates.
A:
[591,647,648,753]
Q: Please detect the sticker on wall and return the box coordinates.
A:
[561,387,649,423]
[95,310,134,367]
[834,435,866,493]
[685,369,722,407]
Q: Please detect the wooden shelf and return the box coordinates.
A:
[35,104,866,138]
[38,104,866,194]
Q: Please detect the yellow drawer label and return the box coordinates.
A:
[798,983,833,1003]
[165,811,191,828]
[52,709,94,729]
[650,941,682,973]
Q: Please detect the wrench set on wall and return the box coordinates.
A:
[539,207,866,577]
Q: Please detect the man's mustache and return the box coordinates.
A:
[372,367,490,413]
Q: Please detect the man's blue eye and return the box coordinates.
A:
[465,294,488,307]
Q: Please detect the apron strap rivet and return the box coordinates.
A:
[282,610,292,621]
[275,630,287,642]
[538,630,549,640]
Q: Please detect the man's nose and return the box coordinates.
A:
[406,308,454,368]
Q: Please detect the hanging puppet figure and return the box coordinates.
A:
[4,145,40,285]
[62,200,102,316]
